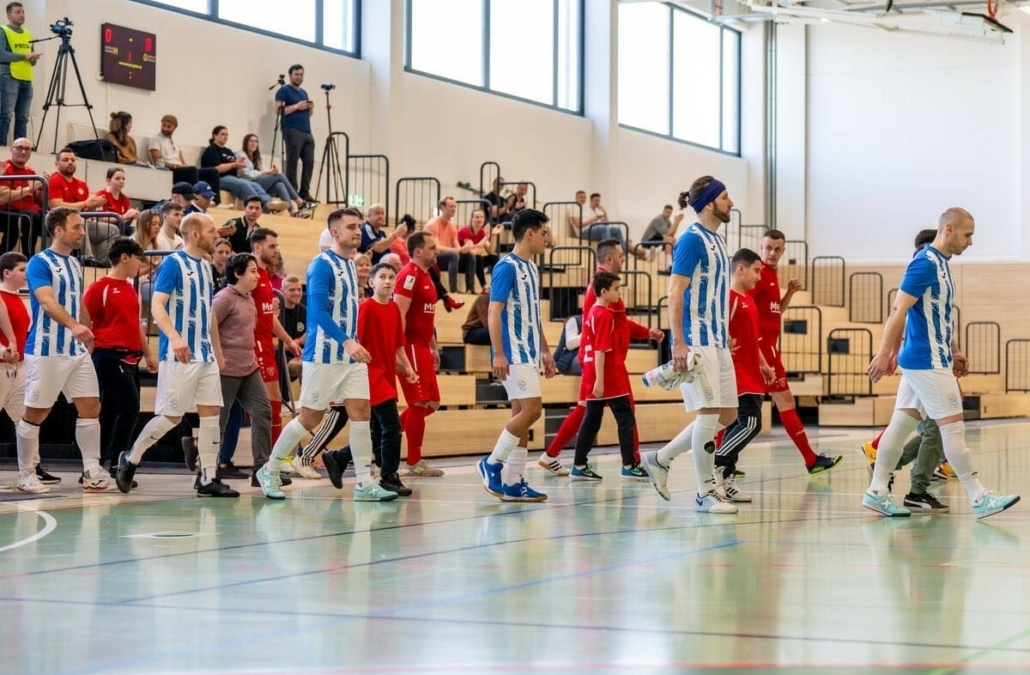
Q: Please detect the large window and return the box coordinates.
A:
[619,2,740,154]
[126,0,359,56]
[407,0,583,113]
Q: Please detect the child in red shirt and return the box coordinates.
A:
[571,272,644,480]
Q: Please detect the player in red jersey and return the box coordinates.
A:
[751,230,842,474]
[713,249,775,502]
[0,252,29,489]
[539,239,663,475]
[394,231,446,477]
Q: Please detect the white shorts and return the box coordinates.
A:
[155,361,223,416]
[895,368,963,420]
[0,362,25,423]
[299,361,369,410]
[502,363,542,401]
[679,345,737,412]
[24,353,99,409]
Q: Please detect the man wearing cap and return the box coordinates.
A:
[185,182,216,217]
[0,3,40,145]
[148,114,220,191]
[170,182,193,211]
[274,65,316,203]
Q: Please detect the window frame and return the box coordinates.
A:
[123,0,361,58]
[618,2,741,157]
[404,0,585,116]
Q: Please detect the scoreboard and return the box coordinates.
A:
[100,23,156,91]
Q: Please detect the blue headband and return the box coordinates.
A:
[690,179,726,215]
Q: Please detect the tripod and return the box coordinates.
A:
[33,33,98,153]
[315,90,346,205]
[268,77,287,167]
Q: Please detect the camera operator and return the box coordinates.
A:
[274,64,316,205]
[0,3,42,146]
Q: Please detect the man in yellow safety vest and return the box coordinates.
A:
[0,2,41,146]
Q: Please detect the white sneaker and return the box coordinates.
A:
[538,457,570,477]
[405,459,444,477]
[291,456,322,480]
[695,490,738,514]
[641,451,671,501]
[712,470,728,499]
[17,473,50,494]
[82,468,112,493]
[724,475,752,503]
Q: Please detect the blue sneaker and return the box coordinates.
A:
[972,492,1020,520]
[570,464,602,481]
[256,464,285,500]
[500,478,547,502]
[621,464,648,480]
[477,456,503,497]
[862,491,910,517]
[641,451,671,501]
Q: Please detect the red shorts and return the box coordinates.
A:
[577,365,594,402]
[760,342,790,393]
[399,342,440,404]
[255,340,279,384]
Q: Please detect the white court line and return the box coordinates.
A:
[0,504,57,553]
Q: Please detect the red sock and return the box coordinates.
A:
[780,408,817,466]
[270,400,282,447]
[870,429,885,450]
[403,405,434,465]
[546,404,584,457]
[714,428,725,452]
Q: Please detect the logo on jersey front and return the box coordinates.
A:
[422,303,436,314]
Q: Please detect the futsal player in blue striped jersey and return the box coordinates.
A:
[116,213,236,497]
[17,207,109,494]
[476,208,556,502]
[864,207,1019,519]
[256,208,397,501]
[641,176,740,513]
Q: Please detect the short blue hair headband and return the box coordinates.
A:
[689,178,726,215]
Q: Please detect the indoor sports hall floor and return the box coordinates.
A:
[2,420,1029,675]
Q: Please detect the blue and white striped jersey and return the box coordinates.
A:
[490,253,542,366]
[898,245,955,370]
[25,250,84,357]
[303,249,360,365]
[671,223,729,348]
[153,250,215,363]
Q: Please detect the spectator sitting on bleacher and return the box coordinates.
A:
[380,252,402,271]
[154,200,184,251]
[220,195,262,253]
[461,285,491,346]
[148,114,221,191]
[0,137,43,255]
[354,251,373,298]
[185,181,215,217]
[212,237,232,291]
[279,274,306,381]
[48,148,114,265]
[388,213,415,263]
[633,204,682,260]
[506,182,528,220]
[358,203,401,264]
[237,133,310,218]
[105,112,149,167]
[202,126,272,210]
[96,167,140,235]
[457,209,500,293]
[134,208,160,277]
[553,315,583,376]
[568,190,625,249]
[425,196,461,293]
[169,181,192,210]
[483,176,510,223]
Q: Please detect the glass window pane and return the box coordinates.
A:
[409,0,484,86]
[671,11,721,149]
[324,0,357,53]
[146,0,209,12]
[618,3,670,135]
[721,29,740,154]
[556,0,581,111]
[489,0,554,104]
[220,0,316,42]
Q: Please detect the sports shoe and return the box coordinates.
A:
[256,465,285,500]
[251,470,292,488]
[379,472,413,497]
[17,473,49,494]
[477,456,503,497]
[641,451,671,501]
[405,459,444,477]
[197,478,240,498]
[938,460,956,478]
[712,469,728,499]
[724,475,752,503]
[861,441,877,467]
[903,491,949,513]
[538,457,570,477]
[115,452,138,494]
[35,465,61,484]
[570,464,602,481]
[971,492,1020,520]
[323,449,350,489]
[695,490,738,514]
[217,461,249,480]
[354,482,399,502]
[862,491,911,517]
[931,466,949,481]
[808,454,843,475]
[291,456,322,480]
[621,464,649,480]
[733,469,746,481]
[182,436,198,472]
[500,478,547,502]
[82,468,112,493]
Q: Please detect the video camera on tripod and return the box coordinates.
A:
[49,17,73,38]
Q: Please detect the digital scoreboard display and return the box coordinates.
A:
[100,23,156,91]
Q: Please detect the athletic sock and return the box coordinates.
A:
[127,415,176,465]
[350,420,373,486]
[75,418,102,474]
[545,404,584,457]
[690,414,721,495]
[16,419,40,474]
[488,429,520,465]
[269,417,309,473]
[869,410,919,495]
[779,409,817,466]
[403,405,433,466]
[197,416,220,485]
[656,422,693,466]
[270,400,282,446]
[503,446,528,486]
[938,420,986,502]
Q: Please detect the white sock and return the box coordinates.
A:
[938,420,986,502]
[690,414,721,495]
[16,420,39,475]
[76,418,102,474]
[128,415,176,465]
[503,446,528,486]
[869,411,919,495]
[269,418,309,473]
[488,429,520,465]
[657,423,694,466]
[350,420,373,485]
[197,416,220,485]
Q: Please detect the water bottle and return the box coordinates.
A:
[642,361,683,391]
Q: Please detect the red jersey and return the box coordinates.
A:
[83,277,142,351]
[581,303,630,400]
[749,262,784,343]
[96,188,131,215]
[394,262,437,345]
[252,266,277,342]
[358,297,406,406]
[457,226,487,246]
[582,267,650,364]
[390,238,410,265]
[0,289,29,361]
[2,160,41,212]
[729,290,764,395]
[49,174,91,205]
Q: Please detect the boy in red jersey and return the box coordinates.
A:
[750,230,841,474]
[0,252,29,489]
[569,272,644,480]
[713,249,774,502]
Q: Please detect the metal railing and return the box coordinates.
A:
[0,174,49,254]
[887,287,898,316]
[848,271,883,324]
[543,201,583,241]
[965,321,1001,375]
[811,256,846,307]
[394,177,441,226]
[497,181,538,219]
[346,154,389,221]
[545,245,595,320]
[826,327,873,398]
[1005,339,1030,392]
[779,305,822,375]
[79,211,127,284]
[618,269,656,329]
[479,161,501,198]
[780,240,808,291]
